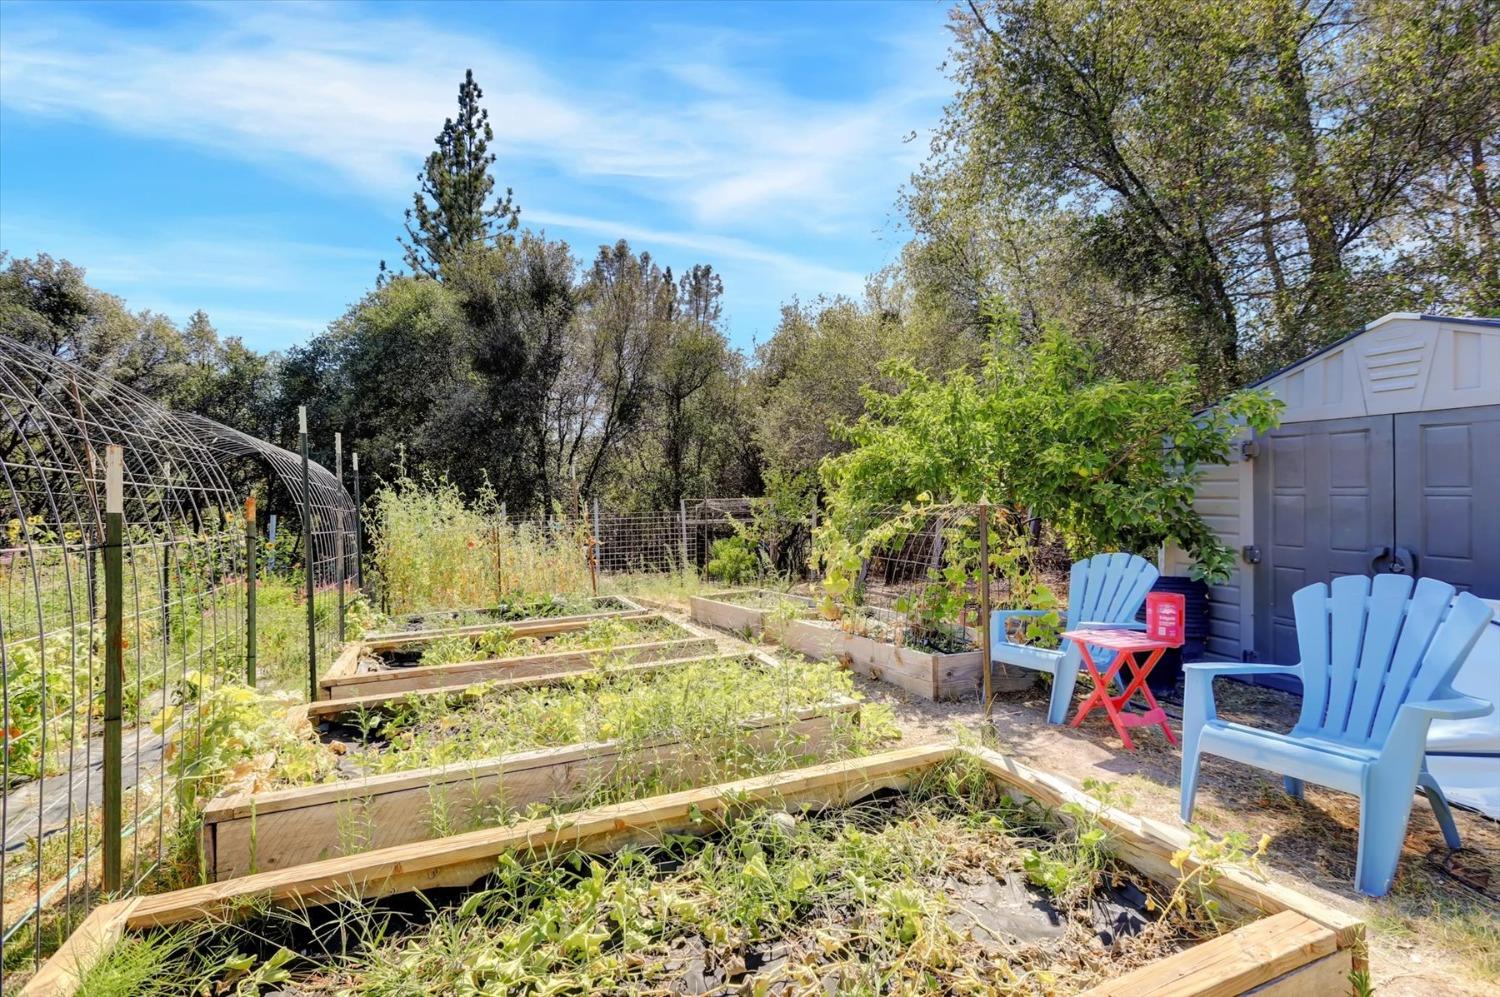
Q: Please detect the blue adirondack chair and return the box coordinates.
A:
[1180,574,1494,897]
[989,552,1160,724]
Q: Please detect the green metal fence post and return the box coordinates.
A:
[334,432,345,642]
[300,405,317,701]
[245,494,258,687]
[352,451,363,589]
[102,444,124,894]
[979,501,993,717]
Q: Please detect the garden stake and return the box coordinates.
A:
[335,432,345,642]
[246,494,257,687]
[102,444,123,894]
[351,451,363,589]
[590,496,600,596]
[980,501,993,716]
[300,405,317,701]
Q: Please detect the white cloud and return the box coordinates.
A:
[527,209,865,295]
[0,1,945,234]
[0,1,952,345]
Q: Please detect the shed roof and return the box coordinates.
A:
[1244,312,1500,391]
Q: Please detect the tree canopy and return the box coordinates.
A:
[5,27,1492,574]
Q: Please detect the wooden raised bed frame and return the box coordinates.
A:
[360,595,643,643]
[203,694,861,881]
[690,593,985,701]
[319,613,716,702]
[763,615,984,701]
[29,744,1364,997]
[688,588,814,635]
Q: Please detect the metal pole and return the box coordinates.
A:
[497,503,507,602]
[299,406,317,701]
[591,494,603,584]
[679,498,689,574]
[979,502,993,717]
[590,496,601,596]
[351,451,363,589]
[245,495,258,687]
[334,432,345,643]
[102,444,124,894]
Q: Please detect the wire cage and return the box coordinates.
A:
[178,413,358,670]
[812,503,1076,654]
[0,337,356,982]
[683,497,815,580]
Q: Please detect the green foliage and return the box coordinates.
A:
[334,656,875,779]
[151,674,334,809]
[398,69,519,280]
[367,470,591,615]
[1,641,76,783]
[919,0,1498,396]
[705,536,757,585]
[820,324,1281,584]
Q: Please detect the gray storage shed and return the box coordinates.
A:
[1165,312,1500,669]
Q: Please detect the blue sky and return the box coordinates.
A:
[0,0,954,353]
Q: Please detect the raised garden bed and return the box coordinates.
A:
[34,744,1364,997]
[366,594,642,639]
[689,588,814,636]
[203,654,878,882]
[319,613,716,702]
[768,613,988,701]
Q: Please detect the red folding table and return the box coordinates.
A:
[1060,627,1179,750]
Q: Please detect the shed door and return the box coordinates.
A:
[1395,405,1500,596]
[1254,416,1394,666]
[1253,405,1500,663]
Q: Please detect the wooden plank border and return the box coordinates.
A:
[307,649,733,720]
[359,606,655,652]
[320,634,718,701]
[25,743,1365,997]
[366,593,648,641]
[202,697,861,880]
[688,589,813,636]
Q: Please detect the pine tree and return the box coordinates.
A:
[399,69,519,279]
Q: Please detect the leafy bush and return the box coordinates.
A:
[368,470,590,614]
[819,323,1281,585]
[705,536,757,585]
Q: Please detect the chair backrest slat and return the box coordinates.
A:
[1072,553,1110,622]
[1343,575,1415,741]
[1324,576,1372,732]
[1292,574,1492,746]
[1371,585,1492,740]
[1066,552,1158,625]
[1294,583,1333,730]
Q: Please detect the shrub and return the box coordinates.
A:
[705,536,756,585]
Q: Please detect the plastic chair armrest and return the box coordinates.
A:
[1183,661,1302,680]
[1400,695,1493,722]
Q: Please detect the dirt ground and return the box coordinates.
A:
[666,603,1500,997]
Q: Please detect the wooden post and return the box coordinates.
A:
[590,497,601,596]
[351,452,363,589]
[495,502,506,603]
[299,406,316,701]
[102,445,124,894]
[245,495,257,687]
[979,502,993,716]
[678,498,689,574]
[334,433,345,643]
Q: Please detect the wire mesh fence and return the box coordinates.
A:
[813,503,1076,653]
[0,337,357,984]
[366,496,819,619]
